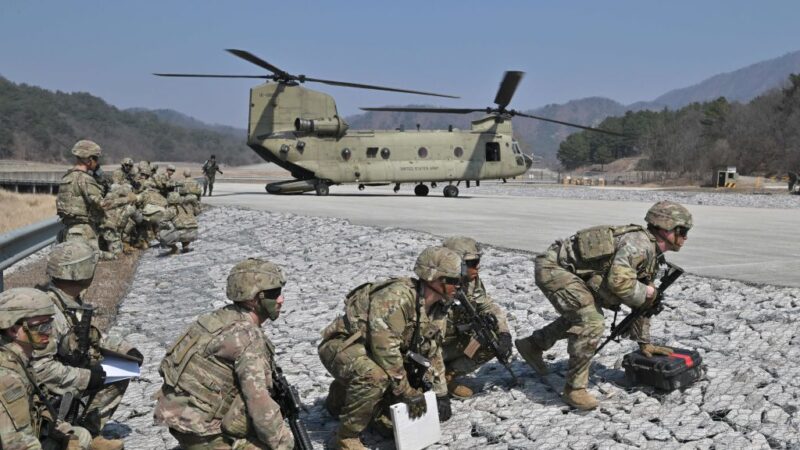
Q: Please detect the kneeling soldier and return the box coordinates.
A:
[1,288,90,449]
[154,258,294,449]
[318,246,462,450]
[515,201,693,410]
[441,237,512,399]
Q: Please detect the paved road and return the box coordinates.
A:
[204,183,800,287]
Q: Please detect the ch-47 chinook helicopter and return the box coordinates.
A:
[156,49,621,197]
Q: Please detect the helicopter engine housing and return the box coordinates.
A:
[294,117,349,138]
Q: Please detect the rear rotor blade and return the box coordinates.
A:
[309,77,458,98]
[515,112,627,136]
[153,73,268,79]
[494,71,525,108]
[226,49,291,78]
[360,107,483,114]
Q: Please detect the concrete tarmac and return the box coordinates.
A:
[204,183,800,287]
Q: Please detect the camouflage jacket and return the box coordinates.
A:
[101,184,138,230]
[56,169,105,226]
[0,341,42,449]
[322,278,449,397]
[444,277,509,345]
[169,202,198,230]
[154,305,293,448]
[112,168,140,190]
[30,284,132,397]
[555,225,660,310]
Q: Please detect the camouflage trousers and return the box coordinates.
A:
[158,225,198,247]
[318,336,391,439]
[101,228,123,257]
[79,379,130,436]
[169,429,280,450]
[442,332,495,377]
[41,425,92,450]
[59,223,114,261]
[203,176,215,196]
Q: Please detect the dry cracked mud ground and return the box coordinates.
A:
[103,206,800,449]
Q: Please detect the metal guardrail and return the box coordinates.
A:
[0,217,62,292]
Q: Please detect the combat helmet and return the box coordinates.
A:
[645,201,693,231]
[226,258,286,302]
[122,157,134,167]
[166,191,182,205]
[137,161,151,176]
[414,246,462,282]
[166,164,176,172]
[0,288,54,329]
[443,236,481,261]
[71,140,102,159]
[46,241,98,281]
[183,169,192,177]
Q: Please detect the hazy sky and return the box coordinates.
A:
[2,1,799,128]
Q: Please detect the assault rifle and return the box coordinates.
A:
[594,260,684,355]
[58,305,95,423]
[454,289,518,385]
[271,364,313,450]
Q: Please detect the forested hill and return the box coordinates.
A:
[0,77,260,165]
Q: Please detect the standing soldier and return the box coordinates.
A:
[318,246,461,450]
[441,237,512,399]
[56,140,110,259]
[201,155,223,196]
[515,201,693,410]
[0,287,90,449]
[154,258,294,449]
[30,242,141,450]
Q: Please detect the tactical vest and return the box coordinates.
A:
[56,170,97,223]
[159,309,255,422]
[565,224,647,274]
[341,278,413,338]
[182,180,202,197]
[0,347,38,433]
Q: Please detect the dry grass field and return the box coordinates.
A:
[0,190,57,234]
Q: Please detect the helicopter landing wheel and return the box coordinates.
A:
[393,183,401,193]
[315,181,330,196]
[414,184,429,197]
[443,185,459,198]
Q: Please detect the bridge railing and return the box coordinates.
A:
[0,217,62,292]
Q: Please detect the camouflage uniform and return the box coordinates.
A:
[56,141,106,255]
[318,247,461,449]
[99,184,139,257]
[30,242,137,439]
[516,201,693,409]
[0,288,90,450]
[111,158,139,191]
[201,157,222,196]
[154,259,294,449]
[158,192,199,253]
[135,161,170,247]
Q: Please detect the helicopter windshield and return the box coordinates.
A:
[512,141,522,155]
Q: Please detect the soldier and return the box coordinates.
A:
[56,140,110,259]
[515,201,693,410]
[201,155,223,196]
[0,287,90,449]
[30,242,141,450]
[153,164,177,196]
[441,237,512,399]
[154,258,294,448]
[157,192,198,255]
[111,158,138,190]
[99,183,139,258]
[134,161,169,248]
[318,246,461,450]
[180,170,203,216]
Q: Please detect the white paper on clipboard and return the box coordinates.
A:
[100,355,140,384]
[390,391,441,450]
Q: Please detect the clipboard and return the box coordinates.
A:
[390,391,441,450]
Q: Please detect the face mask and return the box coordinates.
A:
[255,290,282,321]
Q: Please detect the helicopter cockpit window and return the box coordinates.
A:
[381,147,391,159]
[486,142,500,162]
[341,148,352,161]
[512,142,521,155]
[418,147,428,158]
[366,147,378,158]
[454,147,464,158]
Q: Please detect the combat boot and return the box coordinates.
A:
[330,432,366,450]
[168,244,179,255]
[515,336,549,375]
[561,386,599,411]
[90,436,124,450]
[446,372,474,399]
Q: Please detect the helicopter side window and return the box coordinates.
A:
[512,142,521,155]
[381,147,391,159]
[366,147,378,158]
[454,147,463,158]
[341,148,351,161]
[418,147,428,159]
[486,142,500,162]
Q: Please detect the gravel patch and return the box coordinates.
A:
[106,206,800,449]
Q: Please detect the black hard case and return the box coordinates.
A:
[622,347,703,391]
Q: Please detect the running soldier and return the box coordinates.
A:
[201,155,223,196]
[441,237,511,399]
[30,242,141,450]
[318,246,461,450]
[515,201,693,410]
[154,258,294,449]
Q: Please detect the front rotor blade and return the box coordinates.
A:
[494,71,525,108]
[226,49,291,78]
[360,107,482,114]
[308,77,458,98]
[153,73,269,79]
[515,112,627,136]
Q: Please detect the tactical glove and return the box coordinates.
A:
[87,365,107,390]
[639,343,673,358]
[641,284,657,309]
[497,332,513,361]
[402,393,427,419]
[127,347,144,366]
[437,395,452,422]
